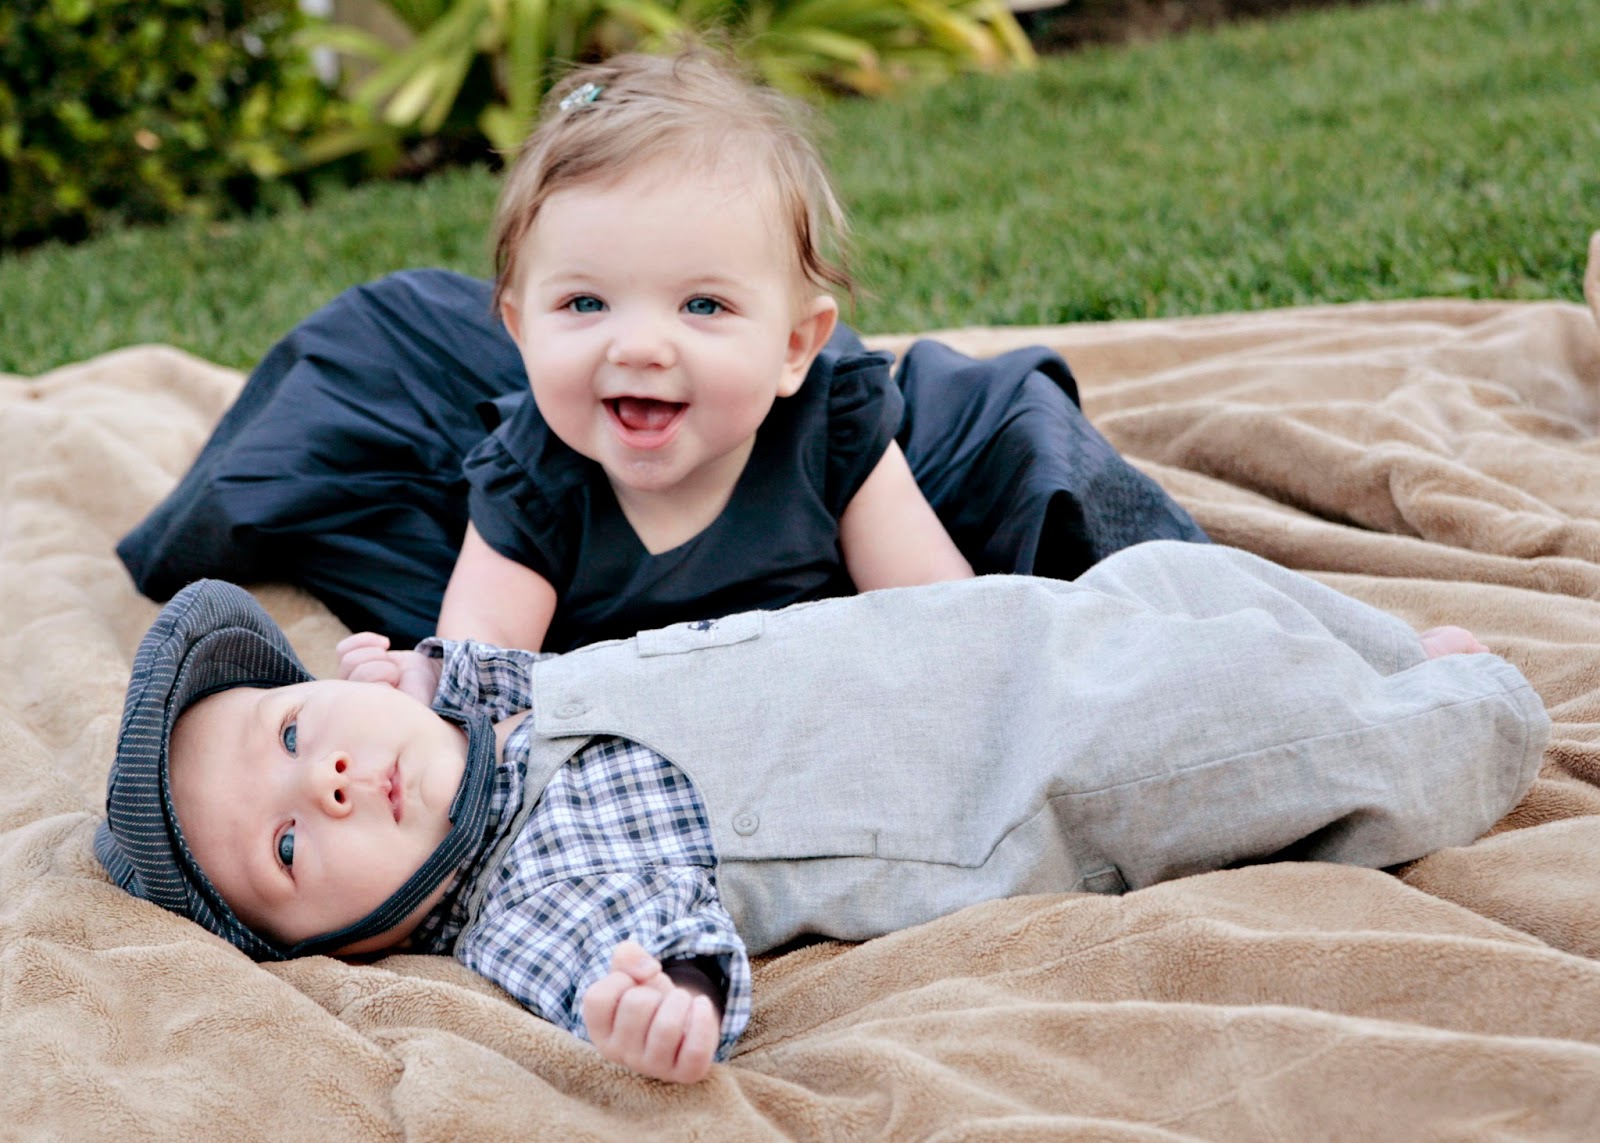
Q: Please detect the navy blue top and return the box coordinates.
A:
[463,349,903,652]
[116,270,1208,649]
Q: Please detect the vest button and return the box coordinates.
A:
[732,812,759,836]
[554,700,588,718]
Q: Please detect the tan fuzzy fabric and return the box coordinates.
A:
[7,234,1600,1140]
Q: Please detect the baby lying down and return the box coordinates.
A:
[96,541,1548,1083]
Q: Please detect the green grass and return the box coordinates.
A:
[3,0,1596,375]
[834,0,1599,328]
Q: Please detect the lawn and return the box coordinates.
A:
[1,0,1594,376]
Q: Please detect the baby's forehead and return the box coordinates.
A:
[176,679,286,727]
[170,680,318,776]
[170,684,265,777]
[559,149,786,225]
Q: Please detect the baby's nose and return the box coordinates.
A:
[312,753,354,818]
[606,314,675,369]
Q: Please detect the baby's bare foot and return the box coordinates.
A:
[1420,626,1490,659]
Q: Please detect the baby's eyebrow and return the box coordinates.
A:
[245,689,276,756]
[674,272,757,294]
[530,266,604,285]
[248,689,266,735]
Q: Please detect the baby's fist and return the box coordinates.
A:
[335,632,439,706]
[581,941,719,1083]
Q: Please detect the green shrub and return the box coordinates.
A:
[0,0,338,248]
[310,0,1035,157]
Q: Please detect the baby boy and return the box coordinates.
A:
[97,541,1548,1083]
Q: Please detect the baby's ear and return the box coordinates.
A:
[500,293,525,346]
[778,294,839,398]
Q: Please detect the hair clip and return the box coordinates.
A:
[559,82,604,112]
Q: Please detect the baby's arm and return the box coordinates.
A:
[457,864,751,1082]
[581,942,723,1083]
[838,440,973,590]
[437,522,558,650]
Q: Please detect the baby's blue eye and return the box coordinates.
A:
[277,828,295,868]
[684,297,722,316]
[569,295,604,314]
[281,719,297,755]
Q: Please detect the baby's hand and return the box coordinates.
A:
[335,632,441,707]
[581,941,720,1084]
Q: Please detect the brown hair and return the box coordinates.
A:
[491,49,853,315]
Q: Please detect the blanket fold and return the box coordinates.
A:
[5,236,1600,1140]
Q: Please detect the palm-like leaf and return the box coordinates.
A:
[383,0,459,32]
[304,0,1035,164]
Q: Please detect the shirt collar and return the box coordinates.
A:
[405,712,535,953]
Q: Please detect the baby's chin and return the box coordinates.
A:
[333,929,412,960]
[338,872,462,959]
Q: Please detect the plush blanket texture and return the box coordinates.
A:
[6,235,1600,1140]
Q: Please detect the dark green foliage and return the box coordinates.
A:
[0,0,335,248]
[2,0,1594,374]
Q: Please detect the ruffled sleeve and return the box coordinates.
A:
[461,396,590,592]
[822,351,905,516]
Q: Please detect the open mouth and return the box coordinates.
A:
[606,397,686,449]
[388,762,403,823]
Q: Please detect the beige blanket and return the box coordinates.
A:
[7,235,1600,1140]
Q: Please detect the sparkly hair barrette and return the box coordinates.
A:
[559,82,604,112]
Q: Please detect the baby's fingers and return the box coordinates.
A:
[658,994,718,1084]
[608,940,669,986]
[337,636,393,681]
[592,981,666,1069]
[638,986,693,1074]
[342,653,402,687]
[581,968,639,1046]
[336,631,390,658]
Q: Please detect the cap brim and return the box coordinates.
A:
[97,580,312,960]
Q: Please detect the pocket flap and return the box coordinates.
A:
[636,611,764,656]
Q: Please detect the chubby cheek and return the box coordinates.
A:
[704,375,784,433]
[329,864,411,924]
[524,344,603,406]
[418,766,462,835]
[316,830,407,901]
[709,338,794,396]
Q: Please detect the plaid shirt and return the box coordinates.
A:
[409,639,752,1060]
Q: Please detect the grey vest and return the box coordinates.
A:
[512,547,1546,954]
